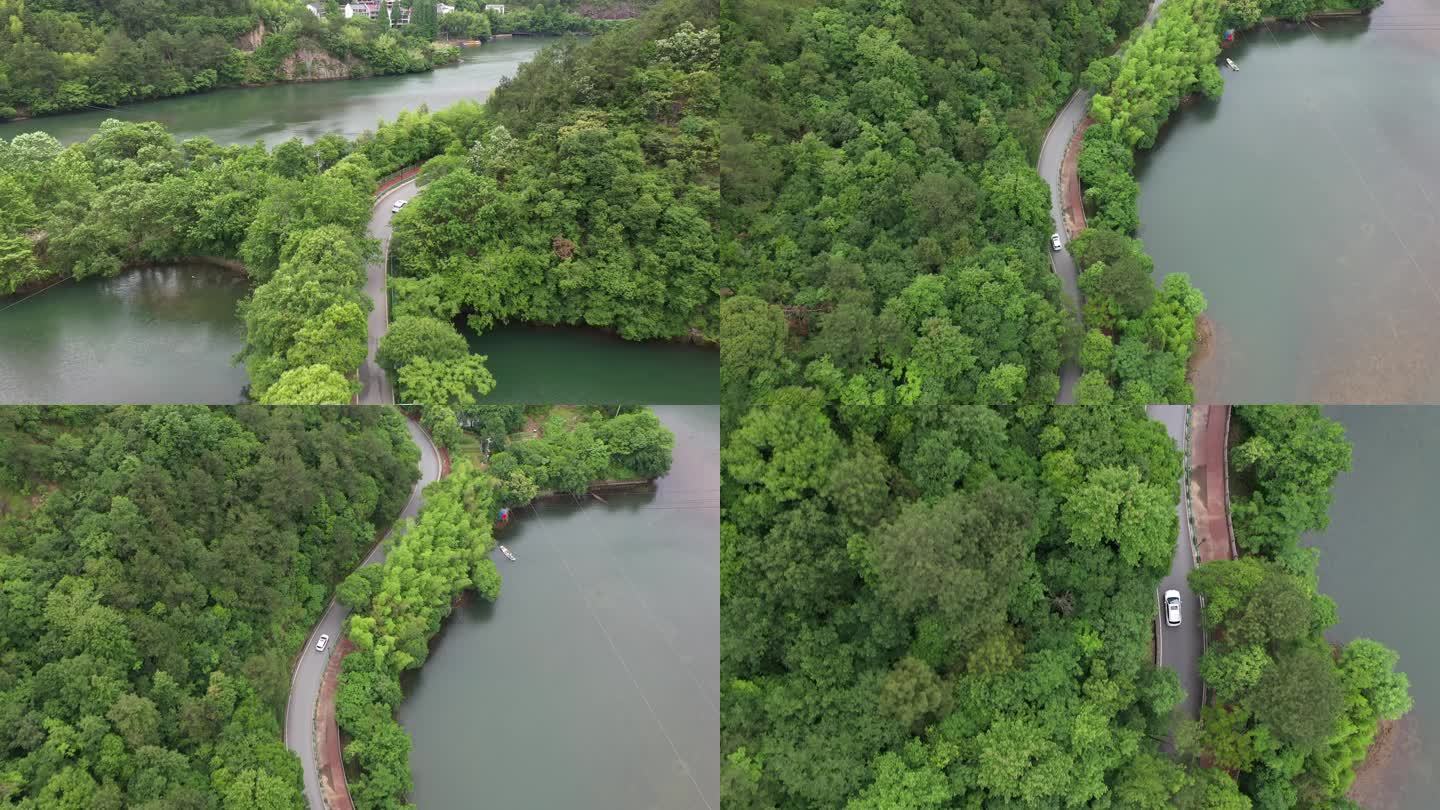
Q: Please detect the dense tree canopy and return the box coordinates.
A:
[719,392,1258,807]
[387,2,720,347]
[717,0,1215,437]
[0,405,421,807]
[1229,405,1353,567]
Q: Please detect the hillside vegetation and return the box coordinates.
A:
[0,405,421,808]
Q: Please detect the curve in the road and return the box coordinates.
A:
[1037,0,1167,404]
[1038,88,1091,404]
[284,414,444,810]
[358,173,422,406]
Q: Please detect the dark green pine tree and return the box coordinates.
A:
[411,0,439,39]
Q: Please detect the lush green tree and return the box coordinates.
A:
[259,364,357,405]
[1230,406,1353,559]
[376,315,470,373]
[595,409,675,478]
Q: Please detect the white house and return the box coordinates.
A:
[484,4,506,13]
[305,3,325,17]
[438,2,457,14]
[344,0,411,25]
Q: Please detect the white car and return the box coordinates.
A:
[391,199,408,214]
[1050,233,1063,252]
[1164,590,1182,627]
[315,634,330,652]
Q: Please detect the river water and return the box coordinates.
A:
[1136,0,1440,402]
[396,405,719,810]
[469,325,719,404]
[0,37,550,147]
[0,267,249,404]
[1307,406,1439,808]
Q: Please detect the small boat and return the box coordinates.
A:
[499,545,516,561]
[1225,58,1239,72]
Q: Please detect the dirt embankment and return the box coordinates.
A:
[1189,404,1237,565]
[1059,117,1094,237]
[576,2,643,18]
[279,49,359,82]
[1348,715,1425,809]
[237,19,267,52]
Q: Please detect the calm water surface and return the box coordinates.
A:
[1137,0,1440,401]
[468,324,719,404]
[1308,406,1440,808]
[397,405,719,810]
[0,38,550,147]
[0,267,248,404]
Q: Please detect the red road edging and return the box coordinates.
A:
[316,637,357,810]
[1060,118,1094,237]
[1193,404,1238,564]
[313,416,445,810]
[375,165,422,196]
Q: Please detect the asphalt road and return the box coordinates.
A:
[1037,89,1089,404]
[284,416,443,810]
[1038,0,1166,404]
[358,179,420,406]
[1147,404,1203,739]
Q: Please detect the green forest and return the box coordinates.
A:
[0,105,499,406]
[718,0,1406,806]
[720,399,1410,809]
[0,118,385,403]
[721,399,1253,807]
[0,405,421,808]
[384,0,719,354]
[0,0,463,121]
[1182,406,1409,808]
[333,404,674,808]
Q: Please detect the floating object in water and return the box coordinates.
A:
[1225,58,1239,72]
[499,545,516,561]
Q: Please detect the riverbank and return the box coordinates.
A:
[0,37,550,147]
[1,38,466,125]
[1,62,455,126]
[1065,1,1376,394]
[329,406,686,807]
[1348,708,1420,807]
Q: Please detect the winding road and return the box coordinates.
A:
[1038,0,1167,403]
[358,178,420,406]
[1147,404,1204,738]
[284,415,443,810]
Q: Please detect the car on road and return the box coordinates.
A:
[1164,590,1182,627]
[315,634,330,652]
[391,199,408,214]
[1050,233,1063,251]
